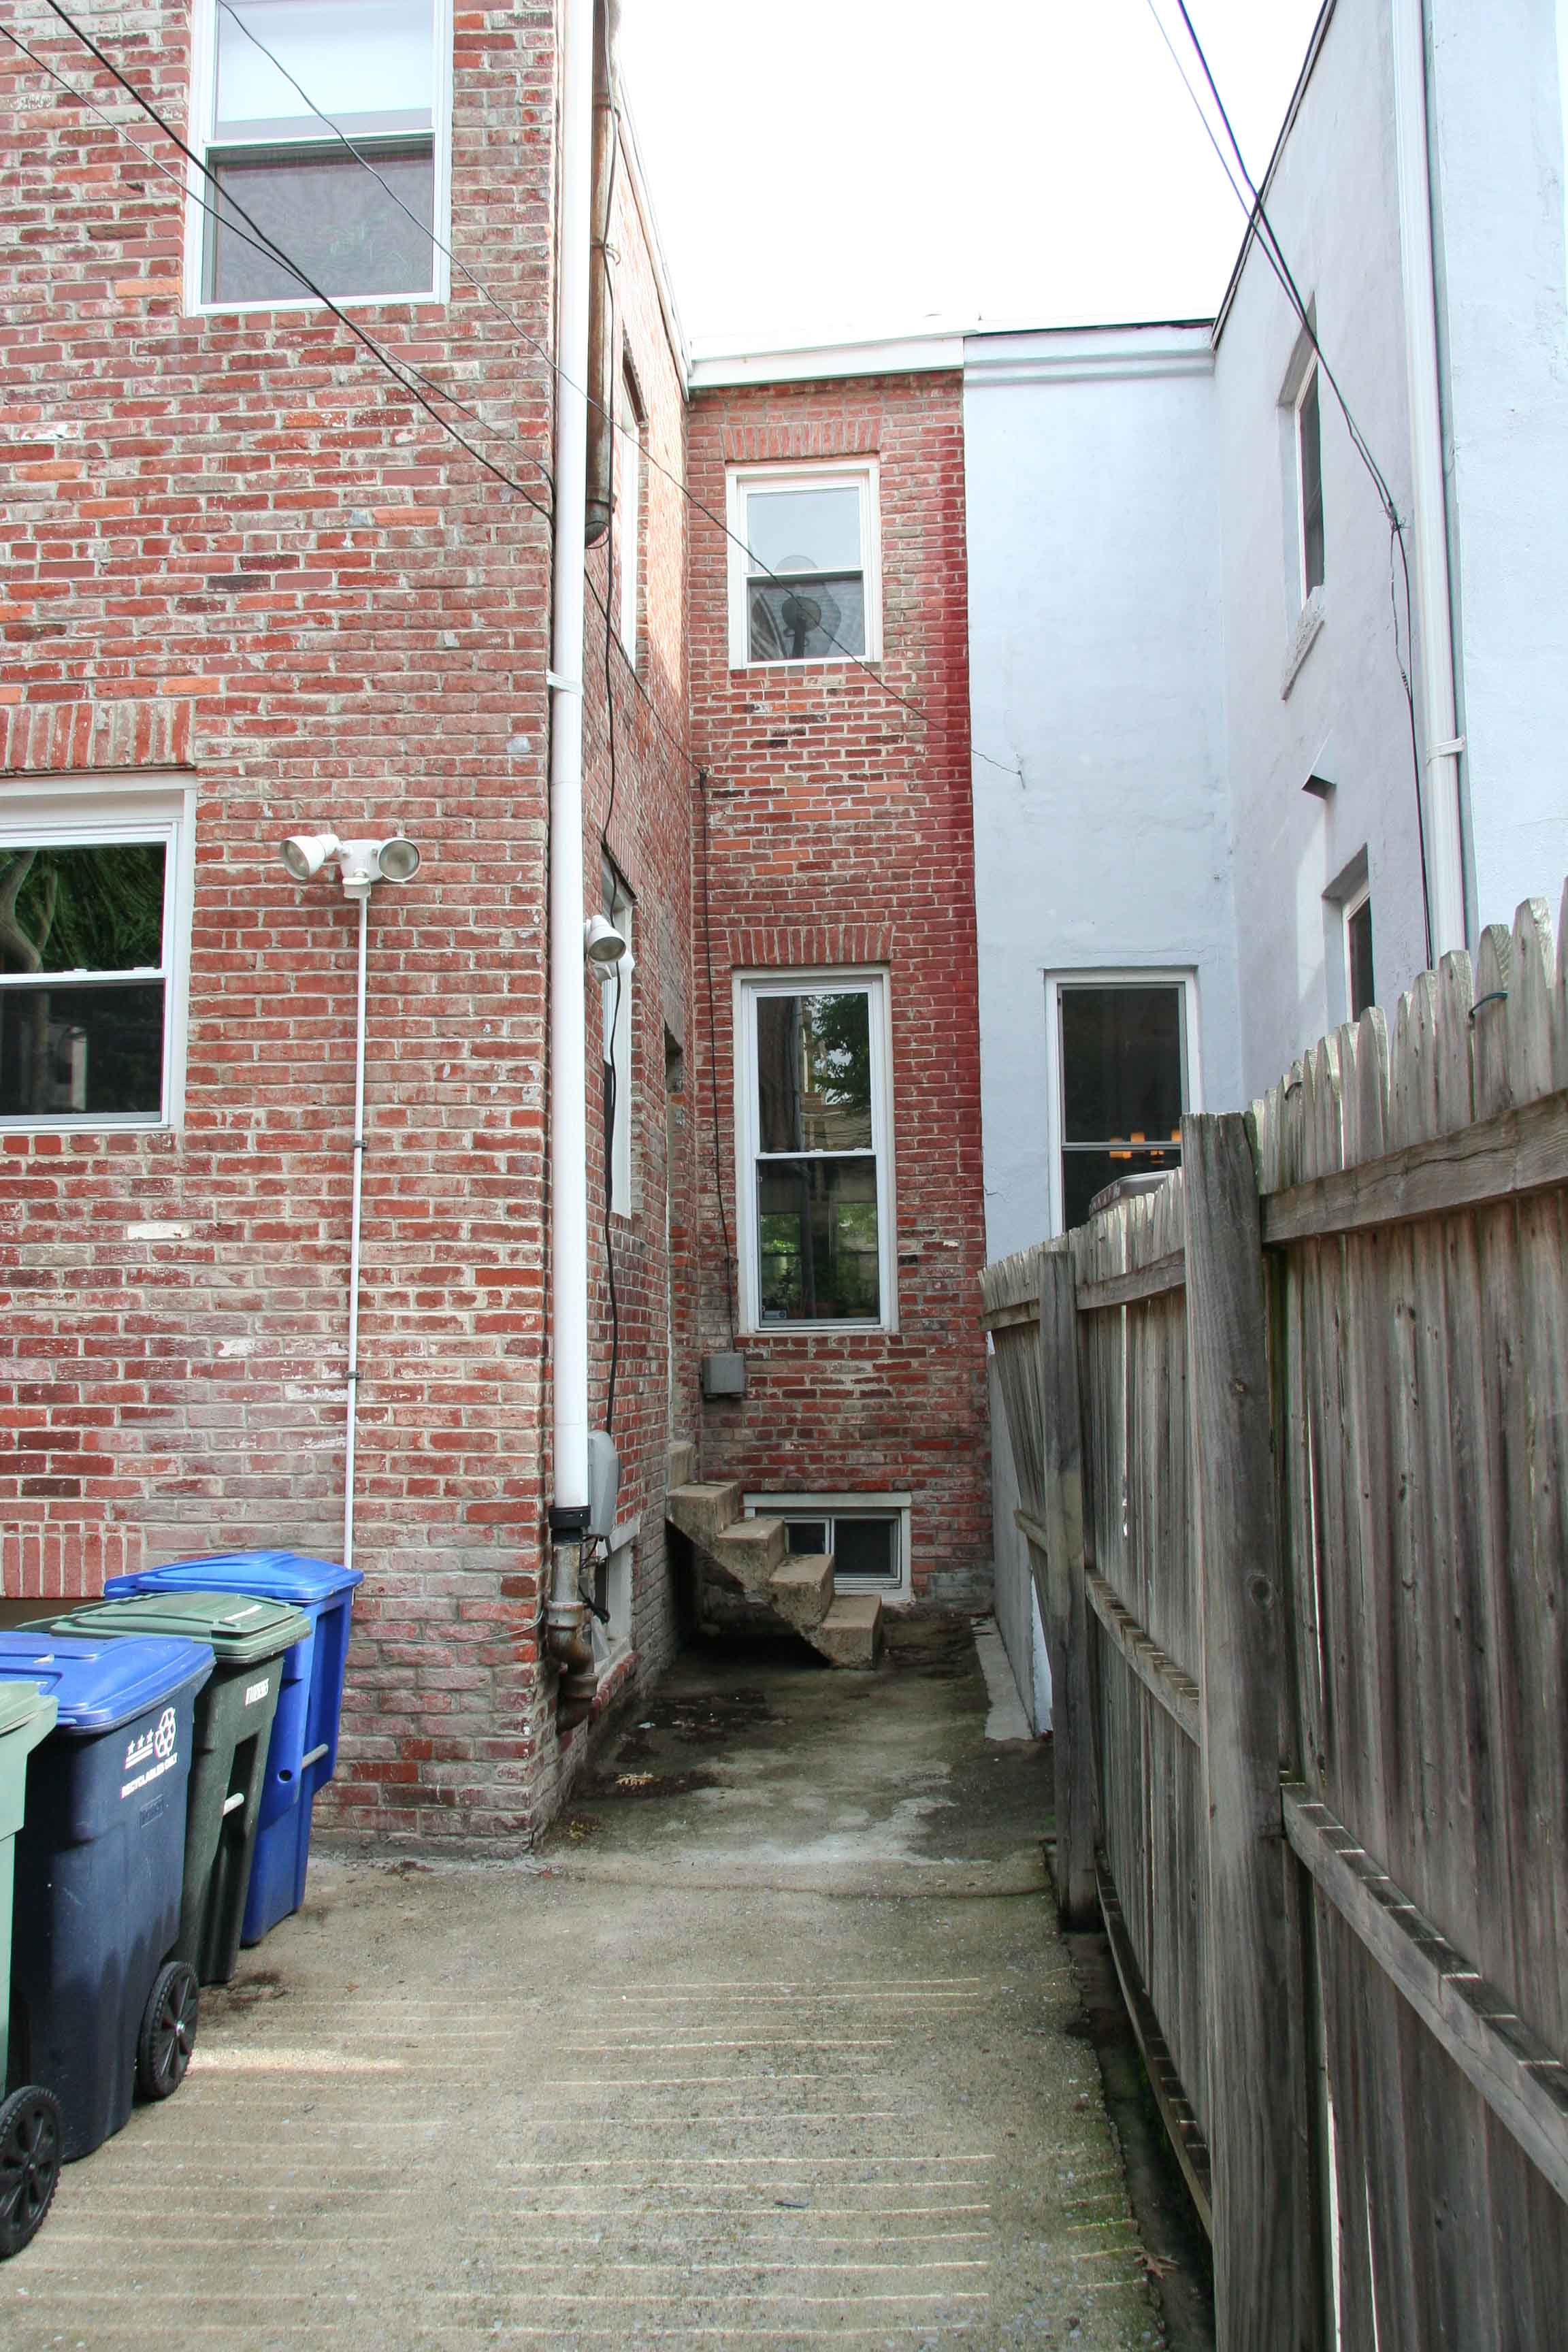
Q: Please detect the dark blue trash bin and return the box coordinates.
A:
[0,1632,213,2161]
[104,1552,362,1946]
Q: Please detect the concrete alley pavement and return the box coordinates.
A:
[9,1618,1166,2350]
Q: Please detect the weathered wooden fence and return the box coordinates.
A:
[982,887,1568,2350]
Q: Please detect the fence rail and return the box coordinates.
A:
[981,885,1568,2349]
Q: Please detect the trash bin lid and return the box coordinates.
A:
[43,1593,310,1669]
[0,1680,52,1741]
[109,1550,364,1605]
[0,1631,213,1734]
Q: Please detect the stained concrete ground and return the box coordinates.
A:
[9,1616,1177,2350]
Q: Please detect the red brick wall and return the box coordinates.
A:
[1,7,692,1840]
[686,375,992,1606]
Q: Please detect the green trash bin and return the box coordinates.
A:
[0,1680,61,2257]
[36,1596,309,1986]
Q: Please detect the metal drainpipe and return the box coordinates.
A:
[544,0,600,1732]
[342,890,370,1574]
[1391,0,1469,953]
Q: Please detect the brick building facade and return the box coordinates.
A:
[685,372,991,1612]
[1,2,990,1845]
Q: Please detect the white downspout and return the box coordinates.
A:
[544,0,598,1720]
[343,890,370,1574]
[1391,0,1469,953]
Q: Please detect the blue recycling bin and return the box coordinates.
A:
[0,1632,213,2161]
[105,1551,362,1946]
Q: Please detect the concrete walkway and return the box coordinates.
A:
[10,1618,1164,2349]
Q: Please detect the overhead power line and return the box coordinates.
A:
[1146,0,1435,964]
[15,2,553,517]
[20,0,1022,781]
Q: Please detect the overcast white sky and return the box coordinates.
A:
[619,0,1325,353]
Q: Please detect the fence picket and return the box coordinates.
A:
[980,874,1568,2350]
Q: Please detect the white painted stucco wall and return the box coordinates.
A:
[1428,0,1568,929]
[1212,0,1436,1100]
[964,323,1242,1725]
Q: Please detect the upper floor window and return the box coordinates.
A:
[1295,358,1325,601]
[735,970,894,1332]
[191,0,449,310]
[601,861,634,1218]
[726,465,881,668]
[0,783,194,1131]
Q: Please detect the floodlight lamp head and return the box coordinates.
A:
[281,831,340,883]
[333,836,423,897]
[375,835,421,883]
[584,913,631,968]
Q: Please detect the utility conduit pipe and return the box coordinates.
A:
[1391,0,1469,952]
[545,0,600,1730]
[343,889,369,1574]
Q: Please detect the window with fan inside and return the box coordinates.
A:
[727,465,881,667]
[194,0,448,308]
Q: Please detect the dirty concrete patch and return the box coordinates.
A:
[9,1616,1164,2351]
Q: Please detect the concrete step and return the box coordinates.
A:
[666,1480,741,1546]
[666,1439,697,1490]
[766,1552,834,1635]
[806,1593,884,1669]
[710,1514,787,1593]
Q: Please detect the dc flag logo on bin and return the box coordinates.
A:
[153,1707,177,1760]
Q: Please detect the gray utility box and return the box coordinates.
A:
[700,1352,747,1400]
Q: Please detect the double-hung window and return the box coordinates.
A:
[0,785,193,1130]
[191,0,449,309]
[736,972,894,1331]
[727,465,881,668]
[615,363,643,659]
[1049,975,1196,1232]
[601,862,634,1218]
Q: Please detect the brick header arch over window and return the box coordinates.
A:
[725,923,894,971]
[721,422,882,465]
[0,699,196,777]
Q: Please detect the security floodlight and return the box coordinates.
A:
[281,831,340,883]
[584,913,631,967]
[375,836,421,883]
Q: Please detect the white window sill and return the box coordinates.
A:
[192,290,445,319]
[1281,587,1326,700]
[0,1117,169,1135]
[728,653,879,675]
[742,1322,893,1339]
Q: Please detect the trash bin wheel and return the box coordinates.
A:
[0,2085,63,2259]
[136,1961,199,2102]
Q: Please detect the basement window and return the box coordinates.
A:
[743,1494,912,1603]
[191,0,451,310]
[735,970,895,1332]
[727,465,881,667]
[0,781,194,1131]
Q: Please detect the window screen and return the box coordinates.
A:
[203,0,438,304]
[742,479,867,662]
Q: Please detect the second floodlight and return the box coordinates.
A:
[584,914,631,966]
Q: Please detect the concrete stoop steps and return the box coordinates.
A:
[664,1452,883,1667]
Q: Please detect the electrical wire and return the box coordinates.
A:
[3,18,553,510]
[29,0,1023,781]
[1148,0,1435,964]
[213,0,552,493]
[20,1,553,517]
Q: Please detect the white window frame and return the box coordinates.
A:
[725,461,883,671]
[601,868,634,1219]
[1043,969,1201,1238]
[184,0,455,316]
[734,966,896,1337]
[0,774,197,1135]
[743,1492,913,1607]
[1343,879,1374,1022]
